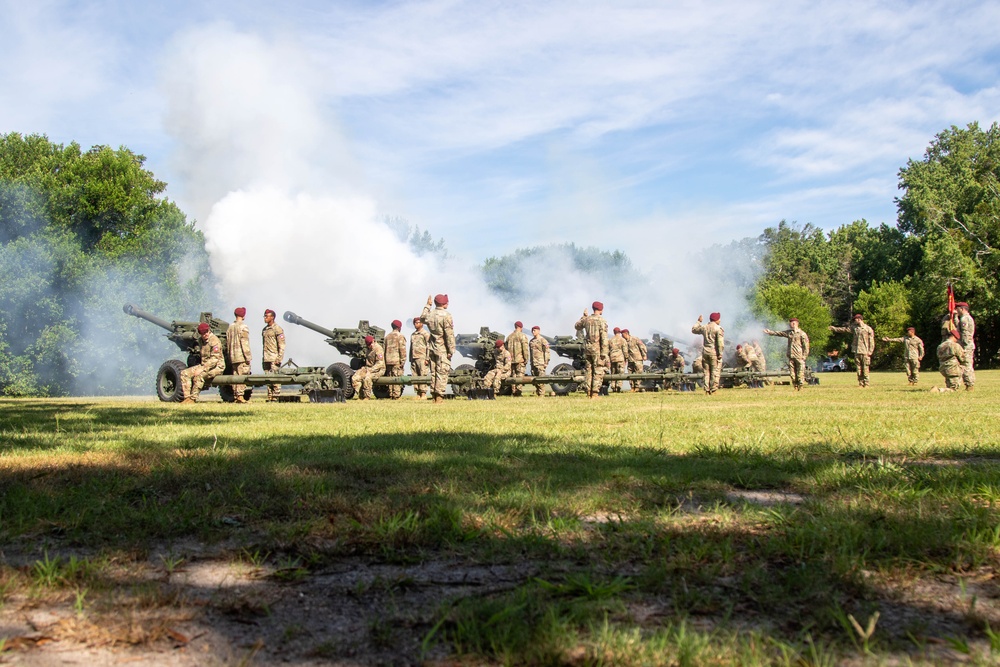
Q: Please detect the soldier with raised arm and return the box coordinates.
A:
[692,313,725,395]
[225,307,252,403]
[575,302,609,399]
[956,302,976,390]
[506,321,530,397]
[529,326,550,396]
[829,314,875,387]
[764,317,810,391]
[421,294,455,404]
[608,327,628,393]
[261,309,285,401]
[351,335,385,400]
[937,329,967,392]
[180,323,225,404]
[483,339,512,394]
[881,327,924,385]
[384,320,407,400]
[409,317,430,399]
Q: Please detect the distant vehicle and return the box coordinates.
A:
[821,356,847,372]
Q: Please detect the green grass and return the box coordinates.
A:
[1,371,999,664]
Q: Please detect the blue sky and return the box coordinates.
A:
[3,0,1000,269]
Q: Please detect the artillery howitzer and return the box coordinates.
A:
[545,332,678,394]
[124,303,254,402]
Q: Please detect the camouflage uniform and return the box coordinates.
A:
[421,300,456,402]
[882,333,924,384]
[351,341,385,399]
[506,328,530,397]
[668,350,685,390]
[261,319,285,401]
[409,324,431,399]
[483,345,512,393]
[225,319,252,402]
[957,311,975,389]
[937,337,967,390]
[736,345,758,370]
[692,318,725,394]
[751,341,766,373]
[529,332,550,396]
[763,326,810,389]
[575,311,609,397]
[830,320,875,387]
[384,329,407,399]
[624,334,647,392]
[180,332,225,401]
[608,332,628,392]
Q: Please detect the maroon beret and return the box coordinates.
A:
[621,328,630,334]
[514,321,523,328]
[592,301,603,311]
[613,327,621,334]
[413,317,421,324]
[955,302,969,309]
[672,348,679,355]
[264,309,276,317]
[495,339,504,348]
[853,313,863,320]
[434,294,448,305]
[197,323,210,334]
[736,344,742,350]
[364,335,374,345]
[391,320,402,330]
[531,325,540,331]
[906,326,915,332]
[789,317,799,323]
[709,312,721,322]
[234,307,246,317]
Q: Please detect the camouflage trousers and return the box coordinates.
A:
[789,358,807,388]
[531,364,547,395]
[386,364,404,399]
[231,361,250,401]
[262,361,281,400]
[626,361,642,391]
[702,354,721,394]
[854,354,871,387]
[510,362,526,396]
[584,354,605,396]
[179,364,221,400]
[942,370,963,390]
[483,368,510,393]
[963,345,975,387]
[610,361,626,392]
[411,358,429,397]
[351,366,384,399]
[904,359,920,384]
[429,352,451,399]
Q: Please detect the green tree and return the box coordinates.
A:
[753,283,831,359]
[854,281,912,368]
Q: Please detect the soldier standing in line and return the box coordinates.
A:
[384,320,407,400]
[506,322,530,397]
[608,327,628,393]
[226,307,252,403]
[622,329,647,392]
[575,302,609,399]
[483,339,512,394]
[956,302,976,391]
[261,309,285,401]
[351,335,385,400]
[692,313,725,395]
[529,325,550,396]
[763,317,810,391]
[409,317,430,399]
[829,314,875,388]
[936,329,967,392]
[881,327,925,385]
[180,323,225,404]
[420,294,455,404]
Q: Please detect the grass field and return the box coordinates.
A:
[1,371,999,665]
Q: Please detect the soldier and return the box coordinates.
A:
[505,321,530,397]
[736,343,758,371]
[763,317,810,390]
[261,309,285,401]
[692,313,725,394]
[226,307,252,403]
[409,316,430,399]
[575,302,609,399]
[351,335,385,399]
[622,329,647,392]
[179,323,224,404]
[829,314,875,388]
[483,339,512,394]
[956,302,976,390]
[529,325,550,396]
[420,294,455,404]
[384,320,407,400]
[751,340,766,373]
[608,327,628,392]
[668,347,685,390]
[881,327,925,385]
[937,329,967,391]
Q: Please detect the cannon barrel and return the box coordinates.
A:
[123,303,173,331]
[282,311,339,338]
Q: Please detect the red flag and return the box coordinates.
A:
[947,283,956,331]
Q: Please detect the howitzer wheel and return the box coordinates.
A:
[219,385,254,403]
[451,364,476,397]
[550,363,579,396]
[325,363,356,399]
[156,359,187,402]
[373,384,391,399]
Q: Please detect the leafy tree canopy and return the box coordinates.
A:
[753,283,831,358]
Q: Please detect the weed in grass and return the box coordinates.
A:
[73,587,88,615]
[272,556,308,582]
[31,552,63,588]
[159,552,185,576]
[984,623,1000,653]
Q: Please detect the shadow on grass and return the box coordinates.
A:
[1,401,998,664]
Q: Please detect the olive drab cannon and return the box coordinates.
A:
[123,303,254,402]
[282,311,389,397]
